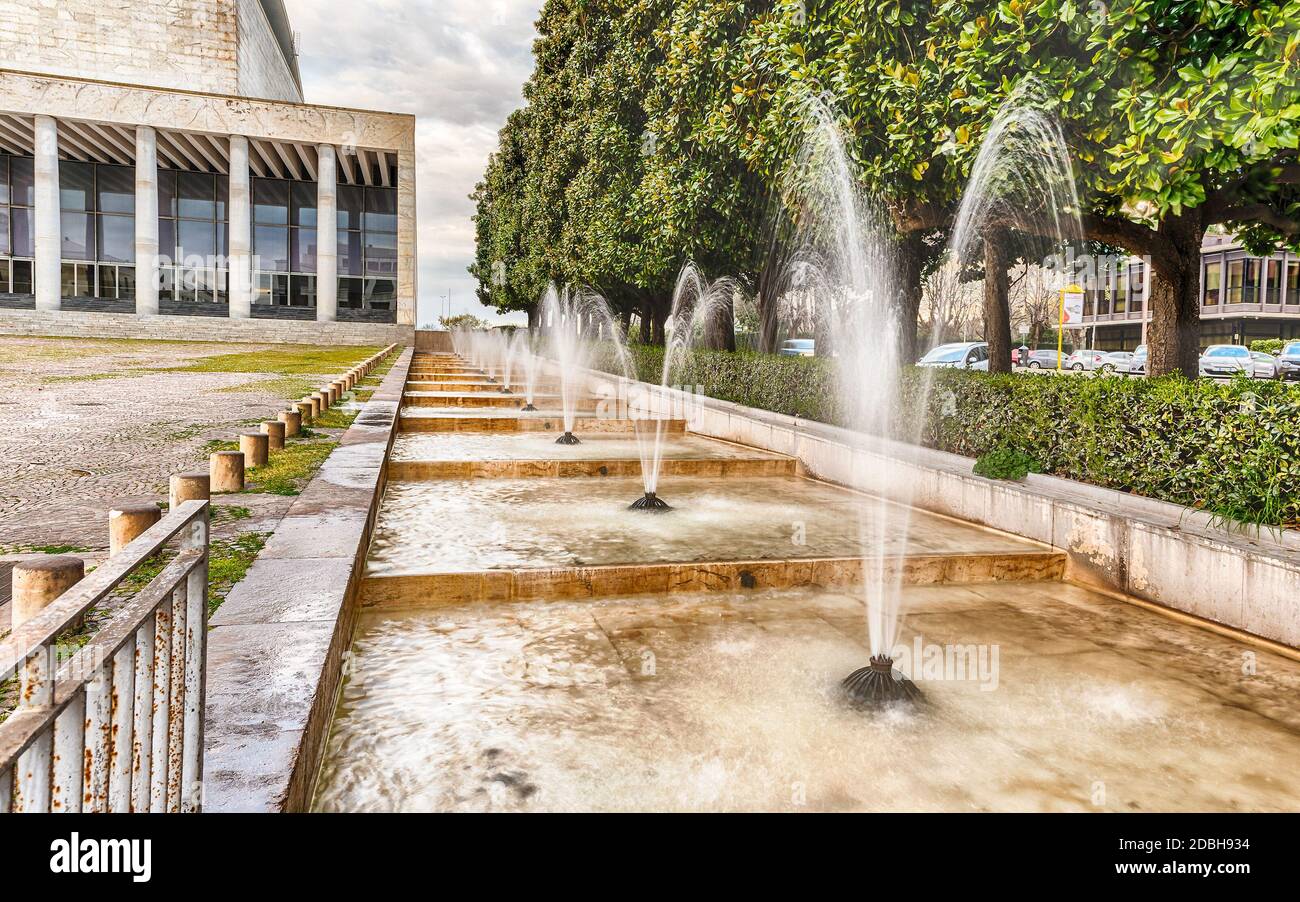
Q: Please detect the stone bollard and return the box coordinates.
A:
[240,431,269,468]
[302,396,320,419]
[279,409,302,438]
[331,380,346,401]
[315,389,332,410]
[261,419,286,451]
[210,450,245,492]
[169,471,210,511]
[109,501,162,557]
[296,400,315,423]
[11,556,85,630]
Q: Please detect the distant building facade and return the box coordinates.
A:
[0,1,415,343]
[1078,234,1300,351]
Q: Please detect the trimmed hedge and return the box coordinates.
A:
[592,344,1300,528]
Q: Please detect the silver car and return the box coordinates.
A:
[1099,351,1133,374]
[1249,351,1279,380]
[1023,349,1064,369]
[916,342,990,370]
[778,338,815,357]
[1198,345,1252,378]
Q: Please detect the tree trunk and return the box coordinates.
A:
[650,298,668,345]
[895,231,923,363]
[619,305,632,341]
[982,231,1013,373]
[639,299,652,344]
[1147,213,1203,378]
[526,303,538,334]
[704,293,736,351]
[756,234,790,354]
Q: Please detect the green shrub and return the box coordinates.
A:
[591,344,1300,528]
[1250,339,1284,355]
[973,447,1042,481]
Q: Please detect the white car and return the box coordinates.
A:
[1199,345,1252,378]
[1064,349,1108,371]
[916,342,990,370]
[1099,351,1133,374]
[1249,351,1279,380]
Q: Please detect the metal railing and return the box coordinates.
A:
[0,500,209,813]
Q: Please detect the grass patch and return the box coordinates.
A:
[213,505,252,522]
[250,440,338,495]
[354,389,374,402]
[40,372,125,384]
[0,543,91,555]
[116,531,271,618]
[217,375,318,399]
[161,344,382,377]
[312,406,359,429]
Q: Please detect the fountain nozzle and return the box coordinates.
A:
[521,403,538,412]
[628,491,672,512]
[840,655,923,709]
[555,431,581,445]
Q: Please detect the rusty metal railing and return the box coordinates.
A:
[0,500,209,813]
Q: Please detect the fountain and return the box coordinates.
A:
[538,283,620,445]
[776,94,931,708]
[625,264,737,512]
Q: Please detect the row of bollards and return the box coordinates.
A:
[7,346,395,632]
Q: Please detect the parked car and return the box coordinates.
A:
[1023,349,1064,369]
[1065,349,1108,371]
[1276,340,1300,382]
[1129,344,1148,376]
[778,338,815,357]
[916,341,990,370]
[1198,344,1252,378]
[1099,351,1133,374]
[1249,351,1280,380]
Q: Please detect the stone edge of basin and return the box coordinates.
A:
[202,344,412,814]
[567,361,1300,650]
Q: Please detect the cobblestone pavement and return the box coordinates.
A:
[0,336,349,553]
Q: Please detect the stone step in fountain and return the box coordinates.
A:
[398,410,686,434]
[386,432,801,480]
[401,391,599,410]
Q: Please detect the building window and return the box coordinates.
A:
[56,160,136,300]
[1265,259,1281,305]
[1287,259,1300,306]
[1204,260,1221,306]
[159,169,228,304]
[0,154,35,295]
[1225,258,1261,304]
[252,175,396,312]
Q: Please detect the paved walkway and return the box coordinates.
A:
[0,336,351,553]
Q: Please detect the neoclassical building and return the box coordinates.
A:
[0,0,415,344]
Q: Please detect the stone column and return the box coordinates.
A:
[11,557,84,630]
[396,147,417,326]
[134,126,160,315]
[33,115,61,312]
[316,144,338,323]
[228,135,252,319]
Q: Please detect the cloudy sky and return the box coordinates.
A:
[283,0,543,326]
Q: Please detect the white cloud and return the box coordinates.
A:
[283,0,541,325]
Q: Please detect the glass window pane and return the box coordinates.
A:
[289,274,316,307]
[158,169,176,218]
[177,219,215,264]
[0,155,9,206]
[60,161,94,212]
[0,207,8,256]
[216,174,228,221]
[254,224,289,271]
[158,266,175,302]
[364,277,395,310]
[98,214,135,263]
[10,207,33,257]
[1288,261,1300,306]
[1204,261,1221,306]
[11,259,31,294]
[60,211,94,260]
[96,165,134,214]
[338,276,363,308]
[337,185,363,230]
[10,156,34,206]
[253,178,289,224]
[177,171,216,219]
[291,227,317,272]
[364,187,397,232]
[339,230,362,275]
[118,265,136,300]
[291,181,316,226]
[364,231,397,275]
[0,258,8,291]
[61,262,76,298]
[273,273,288,305]
[96,264,117,299]
[158,217,176,266]
[254,271,273,305]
